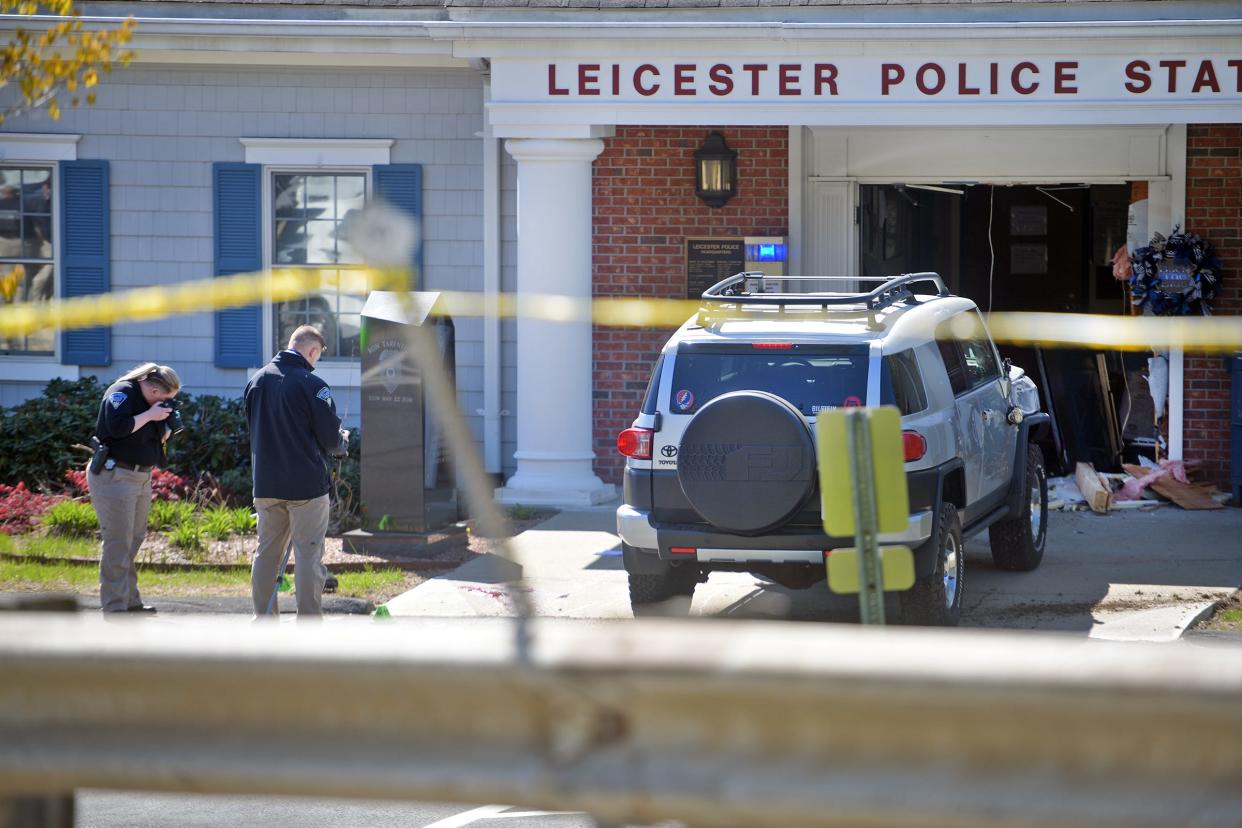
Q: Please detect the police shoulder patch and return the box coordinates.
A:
[316,386,332,403]
[108,391,127,407]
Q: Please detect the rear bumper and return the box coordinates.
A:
[616,505,934,563]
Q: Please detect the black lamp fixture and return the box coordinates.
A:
[694,131,737,209]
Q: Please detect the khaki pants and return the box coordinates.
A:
[252,495,329,617]
[87,465,152,613]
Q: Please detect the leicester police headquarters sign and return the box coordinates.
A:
[538,58,1242,101]
[486,52,1242,128]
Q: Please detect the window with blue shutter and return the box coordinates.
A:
[59,159,110,365]
[213,162,262,369]
[373,164,423,288]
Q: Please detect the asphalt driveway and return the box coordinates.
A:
[385,502,1242,641]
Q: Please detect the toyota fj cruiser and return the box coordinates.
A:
[616,272,1049,625]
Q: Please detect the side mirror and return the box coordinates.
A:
[1000,357,1014,400]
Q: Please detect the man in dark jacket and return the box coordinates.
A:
[244,325,347,617]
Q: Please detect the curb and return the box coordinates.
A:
[0,551,463,574]
[1182,599,1220,636]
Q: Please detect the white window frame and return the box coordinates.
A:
[245,138,392,390]
[0,134,81,383]
[261,165,374,391]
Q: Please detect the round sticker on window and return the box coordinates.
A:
[843,395,863,408]
[674,389,695,411]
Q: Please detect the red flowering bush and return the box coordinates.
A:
[64,468,88,497]
[0,482,65,534]
[151,469,193,502]
[63,467,194,503]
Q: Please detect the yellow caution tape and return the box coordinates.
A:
[0,265,1239,352]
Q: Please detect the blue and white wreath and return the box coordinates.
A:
[1128,226,1221,316]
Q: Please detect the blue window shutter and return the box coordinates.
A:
[373,164,423,288]
[59,159,110,365]
[213,162,262,369]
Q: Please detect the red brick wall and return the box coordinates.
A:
[592,126,789,483]
[1184,125,1240,488]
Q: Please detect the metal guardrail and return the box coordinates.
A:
[2,614,1240,827]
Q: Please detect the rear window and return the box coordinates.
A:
[882,350,928,415]
[669,346,869,416]
[640,354,665,415]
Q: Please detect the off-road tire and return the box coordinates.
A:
[628,568,698,617]
[988,443,1048,572]
[900,502,963,627]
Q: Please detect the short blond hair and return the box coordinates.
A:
[288,325,327,352]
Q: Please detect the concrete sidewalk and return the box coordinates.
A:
[384,503,1242,641]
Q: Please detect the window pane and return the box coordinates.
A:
[0,171,22,253]
[0,262,54,354]
[21,169,52,255]
[304,176,335,220]
[304,220,338,264]
[883,350,928,415]
[273,175,305,218]
[338,313,362,358]
[274,219,308,265]
[335,175,365,219]
[270,172,369,358]
[276,306,305,351]
[935,332,970,397]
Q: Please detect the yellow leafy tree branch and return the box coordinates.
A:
[0,0,135,125]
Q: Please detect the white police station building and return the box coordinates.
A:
[1,0,1239,505]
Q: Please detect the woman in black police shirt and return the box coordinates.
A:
[88,363,181,614]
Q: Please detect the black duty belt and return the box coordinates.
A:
[110,459,154,473]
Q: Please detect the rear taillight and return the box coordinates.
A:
[617,427,654,459]
[752,342,794,350]
[902,430,927,462]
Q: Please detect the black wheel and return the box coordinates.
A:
[900,502,963,627]
[626,550,699,617]
[988,443,1048,572]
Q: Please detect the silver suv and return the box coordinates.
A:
[616,272,1049,625]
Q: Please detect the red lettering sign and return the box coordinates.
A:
[1054,61,1078,94]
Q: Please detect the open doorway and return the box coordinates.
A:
[859,183,1152,475]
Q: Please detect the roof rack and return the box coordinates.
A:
[697,272,950,325]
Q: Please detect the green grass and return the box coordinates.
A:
[1218,607,1242,624]
[334,567,407,599]
[148,500,196,531]
[42,500,99,537]
[0,533,98,560]
[0,558,251,594]
[507,504,554,521]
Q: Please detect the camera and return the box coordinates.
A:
[159,399,185,436]
[329,428,349,459]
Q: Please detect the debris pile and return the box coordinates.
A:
[1049,458,1230,513]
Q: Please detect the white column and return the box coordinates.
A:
[497,138,615,507]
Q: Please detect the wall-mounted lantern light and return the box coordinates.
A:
[694,131,737,209]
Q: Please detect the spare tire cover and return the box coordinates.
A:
[677,390,816,535]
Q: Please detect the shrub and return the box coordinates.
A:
[164,394,252,502]
[42,500,99,537]
[330,428,361,532]
[165,519,206,554]
[64,468,88,496]
[0,482,65,534]
[0,379,253,505]
[148,500,195,531]
[229,507,257,534]
[0,377,103,488]
[150,468,193,502]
